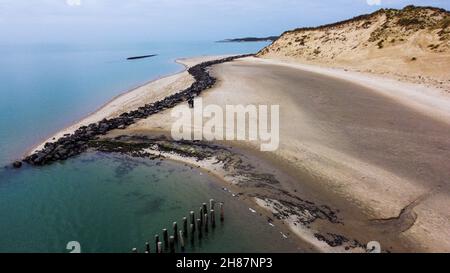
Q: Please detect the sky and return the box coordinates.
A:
[0,0,449,44]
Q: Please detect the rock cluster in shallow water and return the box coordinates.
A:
[22,54,253,167]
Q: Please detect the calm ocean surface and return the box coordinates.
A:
[0,41,298,252]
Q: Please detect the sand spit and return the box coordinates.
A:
[24,55,246,165]
[22,53,450,252]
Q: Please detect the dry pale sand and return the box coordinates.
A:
[117,56,450,252]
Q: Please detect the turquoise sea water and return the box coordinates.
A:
[0,41,299,253]
[0,153,299,253]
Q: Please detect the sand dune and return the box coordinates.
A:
[258,6,450,93]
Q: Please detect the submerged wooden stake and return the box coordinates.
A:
[190,211,196,232]
[179,230,185,251]
[155,235,160,251]
[157,242,163,253]
[183,217,188,237]
[173,222,178,242]
[145,242,150,253]
[202,203,208,215]
[199,207,204,227]
[204,213,209,232]
[190,223,195,239]
[197,219,202,239]
[210,199,215,211]
[220,202,225,222]
[163,229,169,247]
[211,209,216,228]
[169,236,175,253]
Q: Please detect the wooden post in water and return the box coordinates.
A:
[191,224,195,237]
[190,211,196,232]
[210,199,215,211]
[179,230,185,251]
[155,235,160,251]
[173,222,178,242]
[197,219,202,239]
[169,236,175,253]
[190,223,195,241]
[183,217,188,237]
[157,242,163,253]
[163,229,169,247]
[204,213,209,232]
[211,209,216,228]
[220,202,225,222]
[145,242,150,253]
[199,207,204,227]
[202,203,208,215]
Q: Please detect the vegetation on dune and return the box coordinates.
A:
[258,5,450,58]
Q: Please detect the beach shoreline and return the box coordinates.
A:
[26,55,238,157]
[25,58,192,157]
[23,54,450,252]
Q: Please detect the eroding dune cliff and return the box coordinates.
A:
[258,6,450,92]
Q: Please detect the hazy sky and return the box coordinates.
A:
[0,0,449,44]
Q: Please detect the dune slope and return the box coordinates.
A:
[258,5,450,92]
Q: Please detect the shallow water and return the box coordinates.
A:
[0,153,299,253]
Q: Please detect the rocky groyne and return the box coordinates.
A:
[21,54,253,167]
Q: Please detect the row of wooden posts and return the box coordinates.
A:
[132,199,224,253]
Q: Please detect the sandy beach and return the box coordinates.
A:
[29,55,450,252]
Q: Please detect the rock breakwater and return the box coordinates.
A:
[22,54,253,167]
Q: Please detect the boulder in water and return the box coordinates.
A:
[13,161,23,169]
